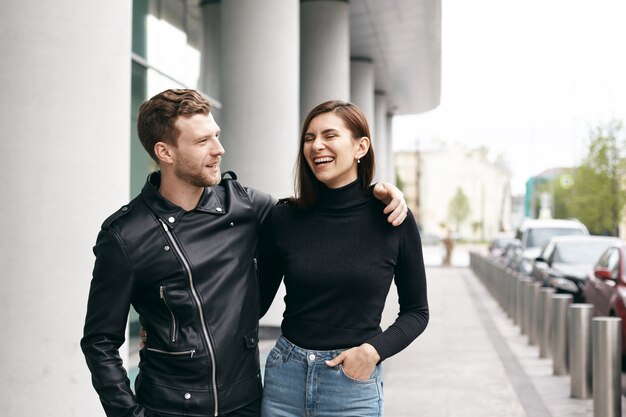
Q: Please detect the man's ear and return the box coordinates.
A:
[355,136,371,160]
[154,141,174,165]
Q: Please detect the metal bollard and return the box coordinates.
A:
[539,288,556,358]
[496,265,505,308]
[569,304,593,399]
[507,269,516,320]
[592,317,622,417]
[521,280,532,335]
[528,282,542,346]
[525,281,536,343]
[500,266,508,315]
[551,294,573,375]
[514,274,524,326]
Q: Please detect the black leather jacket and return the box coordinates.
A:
[81,172,275,417]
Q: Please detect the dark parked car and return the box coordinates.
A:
[530,235,621,302]
[583,241,626,364]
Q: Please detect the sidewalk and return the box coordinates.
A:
[375,266,626,417]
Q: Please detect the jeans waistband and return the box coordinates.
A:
[274,335,347,364]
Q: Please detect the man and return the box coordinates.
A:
[81,89,408,417]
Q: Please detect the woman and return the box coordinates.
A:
[258,100,429,417]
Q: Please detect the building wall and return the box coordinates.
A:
[0,1,132,416]
[396,146,512,240]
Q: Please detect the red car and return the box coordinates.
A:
[583,241,626,365]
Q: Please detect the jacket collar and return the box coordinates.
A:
[141,171,226,228]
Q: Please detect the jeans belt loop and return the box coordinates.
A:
[283,340,296,362]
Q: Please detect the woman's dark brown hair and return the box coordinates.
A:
[291,100,376,208]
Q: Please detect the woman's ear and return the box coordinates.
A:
[355,136,371,160]
[154,141,175,165]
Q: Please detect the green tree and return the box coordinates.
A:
[395,168,405,193]
[448,187,471,232]
[566,120,625,235]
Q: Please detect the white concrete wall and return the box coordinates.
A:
[350,58,375,132]
[374,92,388,182]
[0,1,132,416]
[219,0,299,199]
[300,0,350,124]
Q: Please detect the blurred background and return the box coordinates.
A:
[1,0,625,415]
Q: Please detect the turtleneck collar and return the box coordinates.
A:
[317,178,371,210]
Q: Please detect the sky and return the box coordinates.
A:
[392,0,626,195]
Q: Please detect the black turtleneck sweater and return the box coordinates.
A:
[258,180,429,361]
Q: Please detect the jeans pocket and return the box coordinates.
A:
[338,364,377,384]
[264,346,284,368]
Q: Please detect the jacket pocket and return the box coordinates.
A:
[159,285,178,342]
[136,375,213,417]
[146,347,196,358]
[243,328,258,349]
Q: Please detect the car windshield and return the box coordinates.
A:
[526,228,585,248]
[552,240,614,264]
[493,238,516,249]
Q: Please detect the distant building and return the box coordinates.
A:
[396,145,511,240]
[524,167,575,219]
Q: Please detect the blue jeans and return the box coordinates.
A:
[261,335,384,417]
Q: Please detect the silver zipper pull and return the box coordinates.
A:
[160,285,165,299]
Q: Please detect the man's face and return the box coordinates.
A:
[170,113,225,187]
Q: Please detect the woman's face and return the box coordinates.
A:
[303,112,368,189]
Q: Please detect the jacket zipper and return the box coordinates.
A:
[160,219,219,416]
[160,286,177,342]
[147,347,195,358]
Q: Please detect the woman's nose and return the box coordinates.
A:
[312,138,325,150]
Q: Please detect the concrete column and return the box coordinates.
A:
[200,0,222,120]
[350,57,375,131]
[373,92,388,182]
[0,2,131,416]
[386,112,396,184]
[300,0,350,124]
[220,0,299,199]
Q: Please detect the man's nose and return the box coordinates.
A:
[214,139,225,155]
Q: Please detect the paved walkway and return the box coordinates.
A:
[130,250,625,416]
[374,266,626,417]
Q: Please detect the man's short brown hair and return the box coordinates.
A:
[137,89,212,163]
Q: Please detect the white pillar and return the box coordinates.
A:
[387,112,396,185]
[300,0,349,123]
[374,92,388,182]
[200,0,222,120]
[220,0,299,199]
[350,57,375,132]
[0,2,131,416]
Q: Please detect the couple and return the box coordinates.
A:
[81,89,429,417]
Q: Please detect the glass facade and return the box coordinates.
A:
[128,1,208,382]
[130,0,204,197]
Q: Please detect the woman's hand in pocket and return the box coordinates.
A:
[325,343,380,380]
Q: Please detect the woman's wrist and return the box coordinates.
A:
[360,343,381,363]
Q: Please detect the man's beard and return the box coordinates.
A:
[174,157,221,188]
